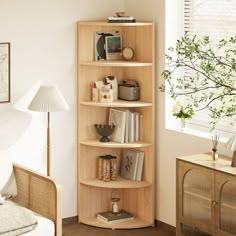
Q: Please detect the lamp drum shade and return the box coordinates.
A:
[28,86,69,112]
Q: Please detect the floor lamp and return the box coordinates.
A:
[28,86,69,176]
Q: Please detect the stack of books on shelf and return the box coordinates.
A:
[97,209,134,224]
[107,16,136,23]
[108,108,142,144]
[120,149,144,181]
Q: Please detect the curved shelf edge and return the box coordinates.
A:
[79,21,153,27]
[80,140,152,148]
[80,177,152,189]
[79,61,152,67]
[80,100,152,108]
[80,217,153,229]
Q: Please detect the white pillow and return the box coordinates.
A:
[0,158,17,197]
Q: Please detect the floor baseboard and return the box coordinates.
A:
[62,216,78,225]
[63,216,175,232]
[155,219,176,232]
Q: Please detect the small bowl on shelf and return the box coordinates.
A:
[94,124,115,142]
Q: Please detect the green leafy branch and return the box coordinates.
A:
[161,34,236,129]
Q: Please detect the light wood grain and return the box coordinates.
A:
[79,61,152,67]
[177,154,236,236]
[78,21,153,27]
[80,216,152,229]
[80,100,152,108]
[77,20,155,229]
[80,140,152,148]
[80,176,151,188]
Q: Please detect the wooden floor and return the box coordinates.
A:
[62,221,176,236]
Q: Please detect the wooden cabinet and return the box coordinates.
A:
[77,21,155,229]
[177,154,236,236]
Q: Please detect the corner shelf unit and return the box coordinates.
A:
[77,20,155,229]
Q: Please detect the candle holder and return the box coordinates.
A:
[212,135,220,161]
[94,124,115,142]
[111,197,120,214]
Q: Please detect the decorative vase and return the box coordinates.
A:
[180,118,188,131]
[94,124,115,142]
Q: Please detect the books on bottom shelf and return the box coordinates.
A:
[97,209,134,224]
[108,108,143,144]
[120,149,144,181]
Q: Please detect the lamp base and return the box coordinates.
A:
[231,150,236,167]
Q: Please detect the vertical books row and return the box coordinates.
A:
[109,108,142,144]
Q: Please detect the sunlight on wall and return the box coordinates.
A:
[0,82,47,174]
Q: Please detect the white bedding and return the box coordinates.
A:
[23,215,54,236]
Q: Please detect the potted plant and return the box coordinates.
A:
[172,99,194,130]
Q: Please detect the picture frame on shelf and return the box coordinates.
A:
[94,31,120,61]
[120,149,140,181]
[0,42,10,103]
[105,35,122,60]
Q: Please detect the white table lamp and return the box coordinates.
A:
[28,86,69,176]
[225,134,236,167]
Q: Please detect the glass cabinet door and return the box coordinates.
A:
[218,179,236,235]
[183,169,212,225]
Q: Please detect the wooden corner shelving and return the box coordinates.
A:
[77,20,155,229]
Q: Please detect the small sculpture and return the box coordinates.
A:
[94,124,115,142]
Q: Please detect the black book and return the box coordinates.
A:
[97,209,134,223]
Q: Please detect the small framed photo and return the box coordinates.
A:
[94,31,120,61]
[105,36,122,60]
[0,42,10,103]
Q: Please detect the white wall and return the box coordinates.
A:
[0,0,124,218]
[125,0,229,226]
[1,0,231,225]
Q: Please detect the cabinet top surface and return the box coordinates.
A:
[78,20,154,26]
[177,153,236,175]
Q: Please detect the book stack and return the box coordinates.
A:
[108,108,142,144]
[120,149,144,181]
[97,209,134,224]
[107,16,136,23]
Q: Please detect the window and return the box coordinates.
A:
[182,0,236,138]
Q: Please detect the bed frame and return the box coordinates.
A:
[12,163,62,236]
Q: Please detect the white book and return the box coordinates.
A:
[134,112,140,142]
[139,114,143,142]
[109,108,127,143]
[125,109,130,143]
[120,149,139,181]
[128,111,135,143]
[135,151,144,181]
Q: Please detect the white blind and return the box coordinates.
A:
[184,0,236,134]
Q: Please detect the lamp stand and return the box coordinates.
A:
[231,150,236,167]
[47,112,51,176]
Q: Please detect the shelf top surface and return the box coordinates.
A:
[80,100,152,108]
[79,61,152,67]
[78,20,154,26]
[80,216,152,229]
[177,153,236,175]
[80,140,152,148]
[80,176,152,189]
